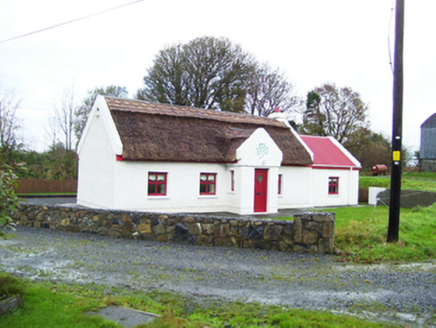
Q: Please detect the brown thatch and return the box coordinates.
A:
[105,97,312,166]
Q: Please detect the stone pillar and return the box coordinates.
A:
[293,212,335,254]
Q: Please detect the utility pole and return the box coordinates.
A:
[387,0,405,242]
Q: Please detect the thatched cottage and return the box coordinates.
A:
[77,96,360,214]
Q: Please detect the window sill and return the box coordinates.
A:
[147,196,170,200]
[198,195,218,199]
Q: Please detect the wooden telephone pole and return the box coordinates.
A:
[387,0,405,242]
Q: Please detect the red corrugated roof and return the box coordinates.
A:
[300,135,358,168]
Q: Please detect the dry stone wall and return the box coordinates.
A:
[12,204,335,254]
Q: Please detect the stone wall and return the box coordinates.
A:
[12,204,335,254]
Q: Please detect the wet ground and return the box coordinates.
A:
[1,226,435,327]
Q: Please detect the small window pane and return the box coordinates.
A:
[157,174,165,181]
[149,174,156,182]
[200,175,207,181]
[148,184,156,194]
[200,184,206,193]
[208,184,215,194]
[157,184,166,194]
[208,175,215,182]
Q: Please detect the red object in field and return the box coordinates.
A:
[371,164,388,176]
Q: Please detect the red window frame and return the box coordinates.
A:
[200,173,216,195]
[230,170,235,192]
[278,174,282,195]
[148,172,167,196]
[328,177,339,195]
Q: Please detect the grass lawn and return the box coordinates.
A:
[325,204,436,263]
[359,171,436,192]
[0,276,392,328]
[334,171,436,262]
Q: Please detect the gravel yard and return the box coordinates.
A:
[1,226,435,326]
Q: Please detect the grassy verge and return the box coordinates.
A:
[320,204,436,263]
[359,172,436,191]
[0,273,26,301]
[0,277,391,327]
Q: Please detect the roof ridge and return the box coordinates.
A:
[104,96,287,128]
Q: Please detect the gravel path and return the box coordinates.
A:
[1,226,435,327]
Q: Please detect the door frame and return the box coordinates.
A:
[254,169,268,213]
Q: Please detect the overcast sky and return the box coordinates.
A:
[1,0,435,154]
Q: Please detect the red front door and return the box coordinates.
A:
[254,169,268,213]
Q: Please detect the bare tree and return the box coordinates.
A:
[137,36,254,113]
[44,115,60,151]
[246,63,299,117]
[301,83,369,144]
[0,87,21,154]
[54,87,77,151]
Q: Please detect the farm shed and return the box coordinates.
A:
[420,113,436,171]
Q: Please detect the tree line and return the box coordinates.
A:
[1,36,403,180]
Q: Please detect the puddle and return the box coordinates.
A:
[88,305,159,327]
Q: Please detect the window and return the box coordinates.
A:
[148,172,167,196]
[278,174,282,195]
[328,177,339,195]
[200,173,216,195]
[230,170,235,192]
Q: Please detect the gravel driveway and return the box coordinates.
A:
[1,226,435,327]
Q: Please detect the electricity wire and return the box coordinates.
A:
[387,0,395,74]
[0,0,145,44]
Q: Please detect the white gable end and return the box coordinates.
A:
[236,128,282,167]
[78,95,123,156]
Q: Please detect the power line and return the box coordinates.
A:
[0,0,145,44]
[387,0,395,74]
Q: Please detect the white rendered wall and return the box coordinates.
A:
[112,126,284,214]
[368,187,387,205]
[278,166,313,209]
[236,128,282,167]
[232,128,283,214]
[77,111,116,209]
[112,162,236,213]
[311,169,360,207]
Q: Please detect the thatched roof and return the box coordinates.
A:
[105,97,312,166]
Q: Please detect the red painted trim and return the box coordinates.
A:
[328,177,339,195]
[200,173,217,195]
[312,166,360,171]
[113,158,239,165]
[116,155,123,161]
[148,172,167,196]
[254,169,268,212]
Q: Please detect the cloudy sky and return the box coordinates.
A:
[1,0,435,153]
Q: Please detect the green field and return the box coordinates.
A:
[319,172,436,263]
[325,204,436,263]
[359,171,436,192]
